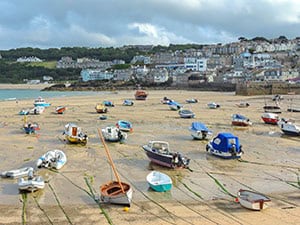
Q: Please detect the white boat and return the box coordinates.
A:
[63,123,88,145]
[236,102,249,108]
[1,167,34,179]
[277,118,300,136]
[168,101,182,110]
[29,106,45,115]
[101,126,127,142]
[189,122,212,140]
[34,97,51,107]
[261,113,279,125]
[146,171,172,192]
[36,149,67,170]
[231,114,252,127]
[237,189,271,211]
[178,109,195,118]
[18,169,45,192]
[207,102,220,109]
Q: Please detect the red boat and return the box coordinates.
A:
[231,114,252,127]
[261,113,279,125]
[55,106,67,114]
[134,90,148,100]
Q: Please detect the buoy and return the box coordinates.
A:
[123,207,129,212]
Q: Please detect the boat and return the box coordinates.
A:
[178,109,195,118]
[29,106,45,115]
[36,149,67,170]
[95,103,108,113]
[135,90,148,100]
[207,102,220,109]
[146,171,172,192]
[277,118,300,136]
[97,128,133,207]
[103,100,115,107]
[231,114,252,127]
[287,106,300,113]
[34,97,51,107]
[55,106,67,114]
[101,126,128,142]
[116,120,133,132]
[1,167,34,179]
[168,101,182,111]
[19,109,29,115]
[161,97,173,104]
[189,122,212,140]
[263,105,281,114]
[236,102,250,108]
[261,113,279,125]
[206,133,243,159]
[23,122,40,134]
[272,94,283,102]
[63,123,88,145]
[142,141,190,169]
[123,99,134,106]
[186,98,198,104]
[18,169,45,192]
[237,189,271,211]
[99,115,108,120]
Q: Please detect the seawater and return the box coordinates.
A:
[0,89,107,101]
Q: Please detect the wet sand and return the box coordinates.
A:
[0,90,299,225]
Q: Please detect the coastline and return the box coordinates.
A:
[0,83,52,90]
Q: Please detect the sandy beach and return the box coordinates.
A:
[0,90,299,225]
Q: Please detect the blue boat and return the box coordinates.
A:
[33,97,51,107]
[123,99,134,106]
[168,101,182,110]
[206,133,243,159]
[189,122,212,140]
[103,100,115,107]
[146,171,172,192]
[116,120,133,132]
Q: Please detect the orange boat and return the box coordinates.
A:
[55,106,67,114]
[134,90,148,100]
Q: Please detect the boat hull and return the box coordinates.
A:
[18,176,45,192]
[147,171,172,192]
[238,189,271,211]
[262,117,278,125]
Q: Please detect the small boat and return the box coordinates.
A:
[23,122,40,134]
[98,129,133,207]
[168,101,182,111]
[146,171,172,192]
[263,105,281,114]
[237,189,271,211]
[55,106,67,114]
[189,122,212,140]
[63,123,88,145]
[261,113,279,125]
[101,126,128,142]
[29,106,45,115]
[36,149,67,170]
[206,133,243,159]
[287,106,300,112]
[19,109,29,115]
[1,167,34,179]
[116,120,133,132]
[18,169,45,192]
[103,100,115,107]
[161,97,173,104]
[207,102,220,109]
[277,118,300,136]
[231,114,252,127]
[236,102,250,108]
[123,99,134,106]
[186,98,198,104]
[142,141,190,169]
[99,115,108,120]
[95,103,108,113]
[135,90,148,100]
[34,97,51,107]
[178,109,195,118]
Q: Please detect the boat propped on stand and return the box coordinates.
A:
[97,129,132,207]
[63,123,88,145]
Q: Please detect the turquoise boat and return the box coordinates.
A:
[146,171,172,192]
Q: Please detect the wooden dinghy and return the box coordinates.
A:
[237,189,271,211]
[97,129,133,207]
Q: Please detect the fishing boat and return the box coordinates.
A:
[231,114,252,127]
[236,102,250,108]
[189,122,212,140]
[168,101,182,111]
[146,171,172,192]
[123,99,134,106]
[142,141,190,169]
[237,189,271,211]
[29,106,45,115]
[103,100,115,107]
[36,149,67,170]
[97,129,133,207]
[55,106,67,114]
[135,90,148,100]
[1,167,34,179]
[207,102,220,109]
[261,113,279,125]
[101,126,127,142]
[178,109,195,118]
[95,103,108,113]
[116,120,133,132]
[206,133,243,159]
[277,118,300,136]
[23,122,40,134]
[186,98,198,103]
[63,123,88,145]
[33,97,51,107]
[18,169,45,192]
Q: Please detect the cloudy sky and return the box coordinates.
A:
[0,0,300,49]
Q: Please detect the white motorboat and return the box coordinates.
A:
[36,149,67,170]
[277,118,300,136]
[101,126,127,142]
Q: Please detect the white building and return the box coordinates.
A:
[184,57,207,71]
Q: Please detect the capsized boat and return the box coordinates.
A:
[55,106,67,114]
[123,99,134,106]
[146,171,172,192]
[1,167,34,179]
[101,126,127,142]
[63,123,88,145]
[18,169,45,192]
[168,101,182,111]
[206,133,243,159]
[277,118,300,136]
[237,189,271,211]
[189,122,212,140]
[207,102,220,109]
[97,128,133,207]
[142,141,190,169]
[95,103,108,113]
[36,149,67,170]
[179,109,195,118]
[34,97,51,107]
[261,113,279,125]
[231,114,252,127]
[135,90,148,100]
[116,120,133,132]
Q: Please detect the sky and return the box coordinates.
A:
[0,0,300,50]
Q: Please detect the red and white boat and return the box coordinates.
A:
[231,114,252,127]
[55,106,67,114]
[261,113,279,125]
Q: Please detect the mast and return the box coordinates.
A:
[97,128,125,193]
